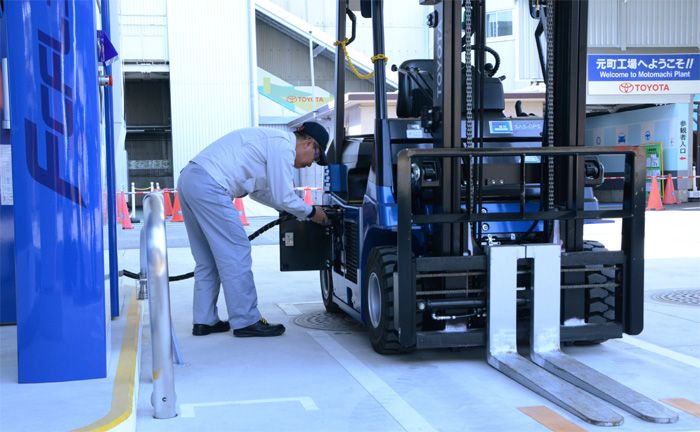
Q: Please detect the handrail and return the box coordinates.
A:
[142,192,177,419]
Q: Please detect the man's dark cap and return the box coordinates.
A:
[297,121,329,166]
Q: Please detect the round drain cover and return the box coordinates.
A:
[293,311,365,332]
[650,289,700,306]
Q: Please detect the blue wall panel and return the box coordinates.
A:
[6,0,106,382]
[0,10,15,324]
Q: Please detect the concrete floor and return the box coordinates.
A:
[1,205,699,431]
[134,205,700,432]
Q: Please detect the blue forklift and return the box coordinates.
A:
[280,0,678,426]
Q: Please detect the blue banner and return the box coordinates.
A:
[588,53,700,82]
[6,0,106,383]
[0,11,16,325]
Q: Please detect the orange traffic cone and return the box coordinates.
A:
[163,190,173,217]
[116,194,123,225]
[118,191,134,229]
[234,198,249,226]
[303,187,313,205]
[662,174,679,205]
[646,176,664,211]
[171,192,184,222]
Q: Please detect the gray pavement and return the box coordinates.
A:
[1,207,698,432]
[130,206,700,432]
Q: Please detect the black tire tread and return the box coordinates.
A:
[583,240,616,325]
[320,269,341,313]
[365,247,414,354]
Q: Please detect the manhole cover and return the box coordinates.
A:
[293,311,365,332]
[650,289,700,306]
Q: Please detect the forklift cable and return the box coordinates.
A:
[120,213,295,282]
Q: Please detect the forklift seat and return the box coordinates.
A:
[396,59,434,118]
[397,58,507,118]
[341,137,374,202]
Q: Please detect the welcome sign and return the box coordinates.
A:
[588,53,700,95]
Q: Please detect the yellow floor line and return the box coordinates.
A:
[518,406,587,432]
[73,291,142,432]
[661,398,700,418]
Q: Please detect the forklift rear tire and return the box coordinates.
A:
[320,269,340,313]
[583,240,616,325]
[573,240,617,346]
[364,247,414,354]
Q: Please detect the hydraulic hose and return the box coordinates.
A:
[121,213,295,282]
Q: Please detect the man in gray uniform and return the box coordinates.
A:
[177,122,330,337]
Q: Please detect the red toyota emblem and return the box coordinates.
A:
[619,82,634,93]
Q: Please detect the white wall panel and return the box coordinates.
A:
[517,0,542,82]
[588,0,619,48]
[266,0,432,83]
[111,0,128,189]
[167,0,256,183]
[589,0,700,48]
[119,0,169,61]
[626,0,699,48]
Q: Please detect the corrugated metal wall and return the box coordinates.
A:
[587,0,620,48]
[626,0,700,47]
[588,0,700,49]
[256,20,373,94]
[167,0,256,183]
[120,0,169,61]
[265,0,432,83]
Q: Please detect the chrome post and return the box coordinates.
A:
[138,227,148,300]
[143,192,177,419]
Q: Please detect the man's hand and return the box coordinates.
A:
[310,206,330,225]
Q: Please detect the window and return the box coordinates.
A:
[486,10,513,39]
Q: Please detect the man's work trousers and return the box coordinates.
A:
[177,162,262,330]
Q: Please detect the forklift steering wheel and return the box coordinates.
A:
[462,42,501,77]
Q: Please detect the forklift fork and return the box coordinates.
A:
[486,244,678,425]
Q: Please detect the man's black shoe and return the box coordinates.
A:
[233,318,285,337]
[192,320,231,336]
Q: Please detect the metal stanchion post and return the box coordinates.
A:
[143,192,177,419]
[131,182,137,219]
[138,227,148,300]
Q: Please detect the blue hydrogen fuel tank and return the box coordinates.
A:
[5,0,107,382]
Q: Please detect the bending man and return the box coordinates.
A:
[177,122,330,338]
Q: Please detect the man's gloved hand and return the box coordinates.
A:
[310,206,330,225]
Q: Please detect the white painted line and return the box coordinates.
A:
[277,303,303,316]
[620,335,700,369]
[179,397,319,418]
[309,331,437,432]
[276,301,322,316]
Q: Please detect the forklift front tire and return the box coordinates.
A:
[364,247,413,354]
[320,269,340,313]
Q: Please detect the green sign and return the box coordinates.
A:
[642,142,663,195]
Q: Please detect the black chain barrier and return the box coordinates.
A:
[121,214,294,282]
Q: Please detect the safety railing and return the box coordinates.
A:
[141,192,177,419]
